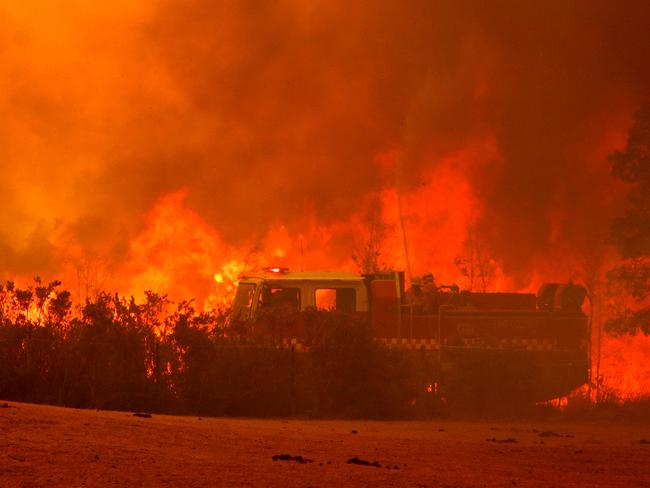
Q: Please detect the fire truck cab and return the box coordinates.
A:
[232,269,370,321]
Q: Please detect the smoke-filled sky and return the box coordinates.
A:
[1,0,649,295]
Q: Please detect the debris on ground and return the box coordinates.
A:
[347,457,381,468]
[539,431,561,437]
[272,454,314,464]
[351,430,358,434]
[1,402,10,408]
[133,412,152,418]
[539,431,573,438]
[640,439,650,444]
[486,438,518,443]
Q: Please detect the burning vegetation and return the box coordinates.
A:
[0,1,649,411]
[0,280,435,417]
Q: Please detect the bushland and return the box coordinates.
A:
[3,279,646,420]
[0,279,436,418]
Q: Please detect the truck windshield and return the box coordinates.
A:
[232,283,257,319]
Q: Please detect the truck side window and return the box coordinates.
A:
[315,288,356,312]
[336,288,356,312]
[315,289,336,310]
[260,286,301,311]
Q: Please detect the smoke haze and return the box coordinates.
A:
[1,0,649,297]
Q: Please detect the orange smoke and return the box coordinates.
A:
[2,0,648,285]
[1,1,650,395]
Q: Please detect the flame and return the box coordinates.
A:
[599,335,650,398]
[375,138,499,287]
[206,259,246,310]
[1,1,649,399]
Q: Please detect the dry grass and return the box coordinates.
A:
[2,401,650,487]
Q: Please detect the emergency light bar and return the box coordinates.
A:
[263,267,289,274]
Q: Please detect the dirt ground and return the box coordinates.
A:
[1,401,649,487]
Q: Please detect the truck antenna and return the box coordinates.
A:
[300,237,304,272]
[396,155,412,284]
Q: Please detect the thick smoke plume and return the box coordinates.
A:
[1,1,649,299]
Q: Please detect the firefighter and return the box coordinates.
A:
[405,276,424,312]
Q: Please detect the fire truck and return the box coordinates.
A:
[231,268,589,403]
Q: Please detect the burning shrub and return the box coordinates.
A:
[0,279,72,404]
[0,280,597,419]
[62,293,153,410]
[164,308,426,418]
[606,106,650,337]
[304,311,415,418]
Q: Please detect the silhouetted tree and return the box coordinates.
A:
[454,227,496,292]
[353,197,392,274]
[0,279,74,402]
[606,106,650,335]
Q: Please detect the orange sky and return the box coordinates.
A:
[1,0,649,304]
